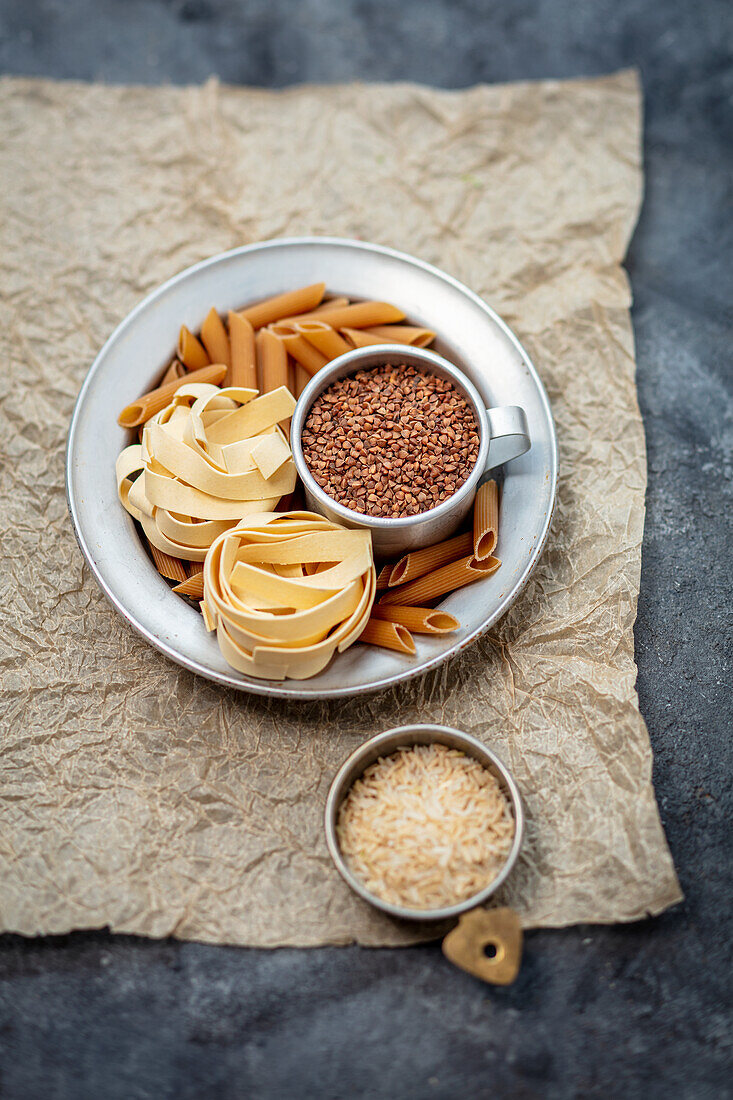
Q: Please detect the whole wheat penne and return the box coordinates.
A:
[270,324,328,376]
[339,327,394,349]
[276,485,305,513]
[228,311,257,389]
[161,359,186,385]
[256,327,289,394]
[312,297,349,313]
[173,572,205,599]
[239,282,326,329]
[364,325,436,347]
[473,479,499,560]
[178,326,210,370]
[296,321,353,361]
[201,307,231,368]
[287,360,297,399]
[117,362,227,427]
[359,618,416,655]
[389,531,474,587]
[379,554,500,606]
[294,363,310,398]
[371,605,459,634]
[149,543,188,583]
[376,564,394,591]
[284,301,405,329]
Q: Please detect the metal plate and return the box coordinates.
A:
[66,238,558,700]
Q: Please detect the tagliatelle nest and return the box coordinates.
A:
[116,382,296,560]
[201,512,376,680]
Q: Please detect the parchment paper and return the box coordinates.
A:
[0,70,681,946]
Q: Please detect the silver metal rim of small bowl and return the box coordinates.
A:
[324,724,525,923]
[290,344,491,531]
[66,236,558,699]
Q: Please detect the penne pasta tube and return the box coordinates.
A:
[359,618,416,655]
[228,311,257,389]
[270,324,329,377]
[388,531,474,587]
[173,572,205,599]
[376,564,394,591]
[276,491,295,513]
[256,327,289,394]
[201,307,231,368]
[188,561,204,577]
[161,359,186,385]
[284,301,405,329]
[178,326,210,370]
[239,282,326,329]
[370,605,460,634]
[149,543,188,582]
[296,321,353,361]
[276,486,305,513]
[312,297,349,313]
[379,554,500,607]
[340,327,396,348]
[473,479,499,560]
[294,363,310,398]
[363,325,436,347]
[117,362,227,427]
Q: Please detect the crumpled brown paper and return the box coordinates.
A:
[0,69,681,947]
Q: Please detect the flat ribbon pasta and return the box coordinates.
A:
[116,383,297,561]
[202,512,376,680]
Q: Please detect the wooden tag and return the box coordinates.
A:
[442,907,522,985]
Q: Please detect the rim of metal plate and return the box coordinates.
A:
[66,237,558,700]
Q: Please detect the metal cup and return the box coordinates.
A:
[290,345,530,558]
[324,724,524,923]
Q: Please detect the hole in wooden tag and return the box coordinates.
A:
[442,907,522,986]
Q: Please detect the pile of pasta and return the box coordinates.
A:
[164,282,436,403]
[201,512,376,680]
[114,280,503,677]
[115,282,436,588]
[116,382,297,568]
[359,481,502,655]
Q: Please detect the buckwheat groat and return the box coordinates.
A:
[302,364,480,518]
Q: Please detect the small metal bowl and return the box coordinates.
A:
[290,345,530,559]
[324,724,524,923]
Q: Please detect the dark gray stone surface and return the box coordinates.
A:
[0,2,731,1097]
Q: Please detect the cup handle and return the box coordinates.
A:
[442,906,523,985]
[485,405,530,469]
